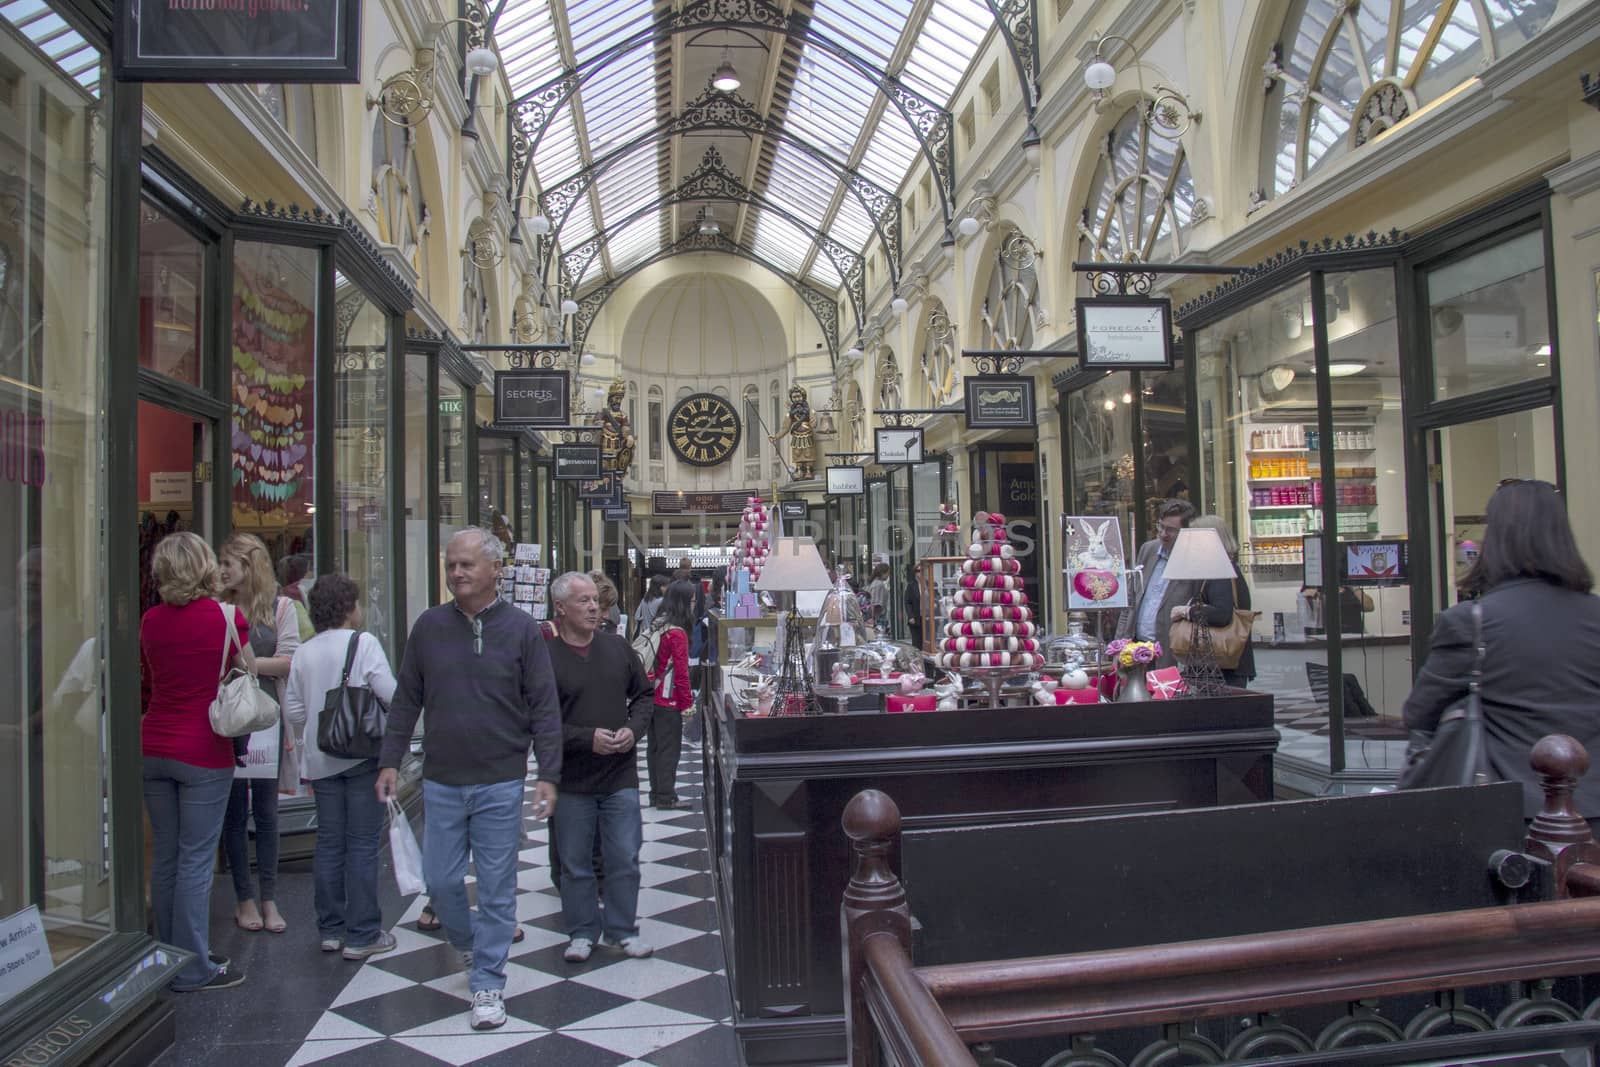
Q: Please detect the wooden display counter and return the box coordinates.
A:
[702,691,1278,1065]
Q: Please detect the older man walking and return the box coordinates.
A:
[378,527,563,1031]
[545,572,655,963]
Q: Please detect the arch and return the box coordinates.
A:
[916,297,961,407]
[875,344,903,411]
[1077,104,1197,271]
[614,270,790,381]
[965,219,1040,351]
[370,114,435,301]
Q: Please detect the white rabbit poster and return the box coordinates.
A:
[1064,515,1130,610]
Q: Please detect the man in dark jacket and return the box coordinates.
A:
[546,571,656,963]
[378,527,563,1032]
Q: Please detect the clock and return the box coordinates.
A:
[667,392,742,467]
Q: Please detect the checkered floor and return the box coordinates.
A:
[284,744,736,1067]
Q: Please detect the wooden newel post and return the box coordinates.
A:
[843,789,912,1067]
[1523,734,1600,897]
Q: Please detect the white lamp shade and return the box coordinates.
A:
[528,214,552,236]
[891,296,908,314]
[465,47,499,76]
[711,62,741,92]
[753,538,832,592]
[845,346,863,359]
[957,216,981,237]
[579,352,596,366]
[1163,527,1237,582]
[561,298,579,316]
[1084,59,1117,91]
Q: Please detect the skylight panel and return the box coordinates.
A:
[0,0,99,96]
[580,51,656,153]
[806,257,842,289]
[494,0,560,98]
[559,192,597,246]
[765,146,875,251]
[809,0,910,64]
[606,211,662,273]
[749,211,814,276]
[532,107,582,188]
[595,146,661,221]
[900,0,992,104]
[785,51,873,157]
[565,0,654,65]
[856,113,921,191]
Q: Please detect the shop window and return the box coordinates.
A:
[403,351,429,626]
[1424,229,1550,402]
[332,281,392,651]
[920,300,959,406]
[648,386,662,461]
[1260,0,1556,202]
[1080,107,1195,265]
[139,202,203,387]
[876,347,903,410]
[479,435,514,543]
[1069,373,1136,557]
[232,242,317,570]
[438,375,467,588]
[981,230,1039,350]
[371,117,430,293]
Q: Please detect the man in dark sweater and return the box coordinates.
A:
[377,528,563,1032]
[545,571,655,963]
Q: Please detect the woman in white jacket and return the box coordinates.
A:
[283,573,399,961]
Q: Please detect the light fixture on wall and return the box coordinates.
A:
[561,297,580,316]
[1082,33,1200,138]
[580,352,597,366]
[891,295,909,315]
[368,17,499,127]
[711,48,741,92]
[955,192,997,239]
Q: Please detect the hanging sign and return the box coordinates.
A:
[826,466,865,496]
[651,490,754,515]
[1076,297,1174,369]
[115,0,363,83]
[603,503,633,523]
[778,500,809,523]
[494,371,569,427]
[577,473,617,502]
[874,427,925,466]
[964,376,1036,429]
[552,444,602,481]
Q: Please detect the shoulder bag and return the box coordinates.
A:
[1398,601,1489,790]
[208,600,280,737]
[318,632,389,760]
[1169,579,1259,670]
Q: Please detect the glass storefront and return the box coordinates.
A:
[403,351,430,626]
[332,282,392,651]
[1068,373,1136,558]
[438,373,467,582]
[139,203,204,388]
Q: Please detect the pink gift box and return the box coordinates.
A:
[1053,688,1100,705]
[1148,666,1188,700]
[886,694,938,713]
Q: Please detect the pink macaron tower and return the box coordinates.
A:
[935,511,1044,671]
[733,497,770,585]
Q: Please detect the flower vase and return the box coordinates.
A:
[1118,665,1151,703]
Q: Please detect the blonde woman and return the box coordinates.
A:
[141,532,254,991]
[218,533,301,934]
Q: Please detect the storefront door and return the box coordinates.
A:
[136,403,217,611]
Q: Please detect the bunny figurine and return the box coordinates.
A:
[899,671,925,694]
[933,673,962,711]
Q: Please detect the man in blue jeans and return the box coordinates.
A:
[544,572,655,962]
[378,528,563,1031]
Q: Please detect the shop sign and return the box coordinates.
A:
[438,397,465,416]
[651,490,755,515]
[778,500,809,523]
[149,471,192,504]
[963,376,1036,429]
[603,503,632,523]
[825,466,865,496]
[552,444,602,481]
[0,905,54,1006]
[494,371,569,427]
[1076,296,1174,369]
[874,427,924,466]
[115,0,362,83]
[1000,463,1038,515]
[357,504,381,530]
[577,473,617,502]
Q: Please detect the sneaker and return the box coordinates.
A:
[342,931,397,961]
[191,964,246,991]
[319,937,343,953]
[563,937,593,962]
[470,989,506,1031]
[609,935,654,959]
[208,952,230,970]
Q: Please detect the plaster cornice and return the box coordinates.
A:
[210,85,340,210]
[1548,151,1600,200]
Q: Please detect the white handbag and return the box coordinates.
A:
[208,599,280,738]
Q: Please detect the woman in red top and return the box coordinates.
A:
[140,532,255,992]
[646,580,696,809]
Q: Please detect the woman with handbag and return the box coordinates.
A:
[644,580,695,810]
[140,532,254,991]
[282,573,400,960]
[217,533,300,935]
[1170,516,1256,688]
[1403,480,1600,818]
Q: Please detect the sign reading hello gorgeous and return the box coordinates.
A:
[116,0,363,82]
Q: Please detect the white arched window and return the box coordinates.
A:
[920,300,959,406]
[1079,106,1195,265]
[371,117,430,288]
[876,346,903,411]
[1260,0,1555,201]
[647,385,664,462]
[461,219,492,344]
[257,85,318,162]
[981,229,1040,351]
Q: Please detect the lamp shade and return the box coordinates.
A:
[1162,527,1237,582]
[754,538,832,592]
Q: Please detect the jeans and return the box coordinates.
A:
[646,703,681,806]
[422,778,523,993]
[311,761,384,947]
[552,789,642,943]
[222,778,279,904]
[143,757,234,991]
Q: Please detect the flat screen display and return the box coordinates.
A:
[1342,539,1409,586]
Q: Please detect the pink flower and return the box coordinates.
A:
[1105,638,1128,657]
[1132,644,1156,664]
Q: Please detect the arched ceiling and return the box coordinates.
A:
[618,270,789,377]
[481,0,998,305]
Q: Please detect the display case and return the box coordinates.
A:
[915,555,965,653]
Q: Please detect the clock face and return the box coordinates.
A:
[667,393,742,467]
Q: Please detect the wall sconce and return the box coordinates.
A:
[956,193,997,238]
[1082,33,1200,138]
[890,295,909,315]
[368,18,499,127]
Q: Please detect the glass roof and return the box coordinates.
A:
[0,0,101,97]
[488,0,994,309]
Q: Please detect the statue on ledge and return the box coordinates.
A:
[769,384,816,480]
[592,376,635,474]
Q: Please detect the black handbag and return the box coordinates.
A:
[1398,601,1488,790]
[317,633,388,760]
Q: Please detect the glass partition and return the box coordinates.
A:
[438,375,466,590]
[403,351,429,628]
[1426,229,1549,402]
[1068,373,1136,560]
[1141,362,1191,533]
[139,202,204,387]
[331,283,392,652]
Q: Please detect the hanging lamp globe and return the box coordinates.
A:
[561,298,580,316]
[712,61,741,93]
[465,47,498,77]
[528,214,552,236]
[1084,59,1117,92]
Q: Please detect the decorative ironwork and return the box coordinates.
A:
[922,301,960,406]
[501,345,570,370]
[981,229,1041,350]
[238,200,413,306]
[1086,265,1155,295]
[1173,229,1406,320]
[981,0,1039,114]
[1584,73,1600,112]
[536,424,601,445]
[367,16,487,127]
[964,350,1027,376]
[876,408,944,427]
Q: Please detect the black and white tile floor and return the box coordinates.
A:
[162,742,739,1066]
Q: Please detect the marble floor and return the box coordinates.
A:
[156,741,739,1066]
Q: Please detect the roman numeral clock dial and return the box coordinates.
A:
[666,392,742,467]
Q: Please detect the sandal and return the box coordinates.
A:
[235,902,263,932]
[262,902,287,934]
[416,904,441,932]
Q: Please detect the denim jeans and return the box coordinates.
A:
[422,778,523,993]
[552,788,642,944]
[143,756,234,991]
[311,761,383,947]
[222,777,279,904]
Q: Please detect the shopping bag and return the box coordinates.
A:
[236,725,280,779]
[387,797,425,896]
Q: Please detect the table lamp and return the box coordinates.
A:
[755,538,833,716]
[1162,526,1239,695]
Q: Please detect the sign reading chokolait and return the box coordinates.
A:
[552,444,602,481]
[651,490,756,515]
[494,370,569,427]
[116,0,362,83]
[964,375,1037,429]
[874,427,925,466]
[1076,296,1174,370]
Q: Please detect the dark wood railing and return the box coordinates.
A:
[842,734,1600,1067]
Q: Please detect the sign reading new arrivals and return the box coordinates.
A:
[116,0,363,83]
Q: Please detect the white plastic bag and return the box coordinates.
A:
[387,797,425,897]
